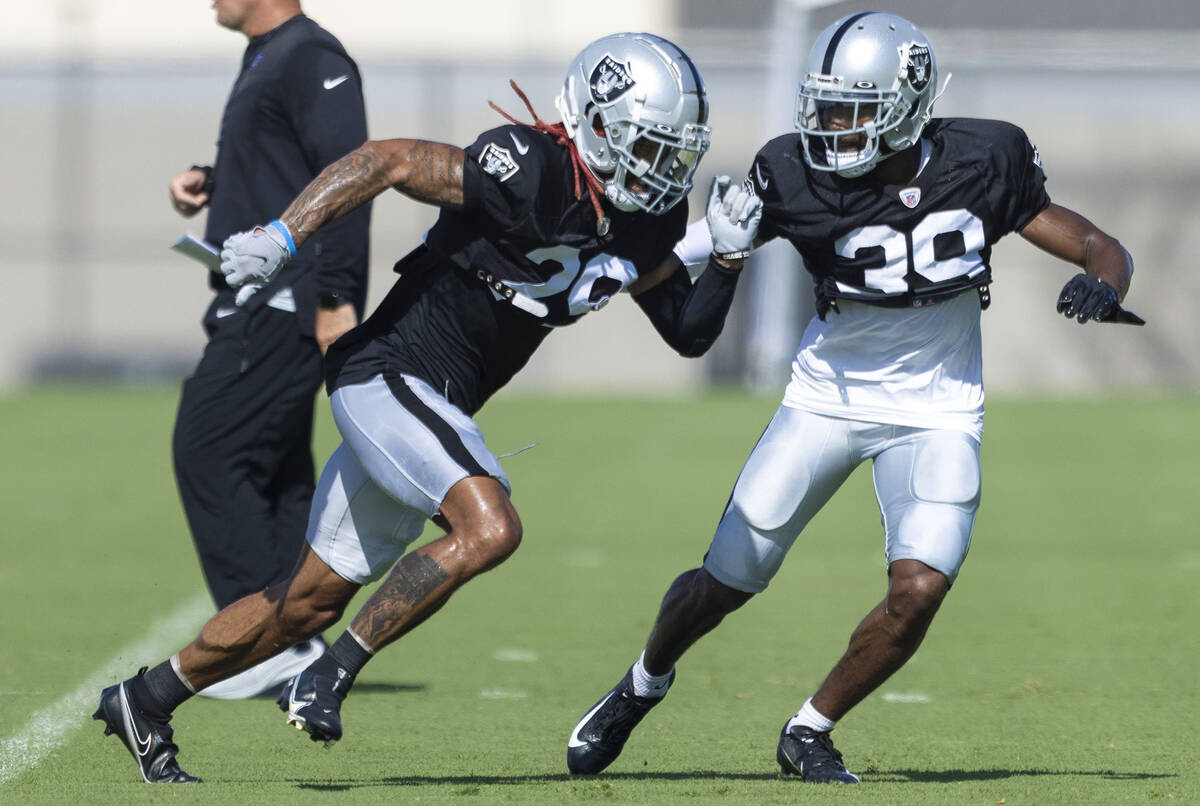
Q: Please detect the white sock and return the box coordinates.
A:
[630,650,673,698]
[786,697,836,733]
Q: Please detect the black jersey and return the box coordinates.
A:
[329,124,689,415]
[204,15,370,330]
[748,118,1050,310]
[427,124,688,323]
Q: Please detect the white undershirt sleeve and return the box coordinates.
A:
[672,217,713,269]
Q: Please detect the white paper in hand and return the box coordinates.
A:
[170,234,222,271]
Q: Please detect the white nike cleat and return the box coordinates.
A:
[198,637,327,700]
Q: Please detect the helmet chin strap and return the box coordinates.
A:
[604,183,643,213]
[831,145,884,178]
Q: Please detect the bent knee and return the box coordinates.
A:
[695,568,755,612]
[465,512,523,567]
[887,566,949,620]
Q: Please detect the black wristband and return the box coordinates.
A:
[714,249,751,261]
[189,164,214,197]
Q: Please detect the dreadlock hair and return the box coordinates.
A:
[488,80,609,235]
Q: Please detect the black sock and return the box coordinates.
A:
[307,631,373,687]
[128,660,193,721]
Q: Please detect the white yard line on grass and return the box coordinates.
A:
[882,691,931,703]
[0,591,212,786]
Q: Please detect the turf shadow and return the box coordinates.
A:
[292,768,1178,791]
[246,681,426,700]
[868,767,1177,783]
[293,771,781,791]
[344,682,427,695]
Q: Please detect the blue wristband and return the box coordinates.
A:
[267,219,296,256]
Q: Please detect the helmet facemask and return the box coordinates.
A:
[797,84,911,178]
[593,113,710,213]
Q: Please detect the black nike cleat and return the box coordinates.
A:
[277,667,352,747]
[93,672,200,783]
[777,723,860,784]
[566,667,672,775]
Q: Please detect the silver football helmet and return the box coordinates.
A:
[556,33,711,214]
[796,12,945,177]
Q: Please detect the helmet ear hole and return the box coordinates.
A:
[590,113,605,137]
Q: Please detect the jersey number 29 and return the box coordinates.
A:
[835,209,985,294]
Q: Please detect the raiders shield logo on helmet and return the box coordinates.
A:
[906,44,932,92]
[589,54,635,104]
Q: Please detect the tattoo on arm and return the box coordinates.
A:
[281,147,389,246]
[280,139,466,248]
[389,141,466,210]
[350,551,452,650]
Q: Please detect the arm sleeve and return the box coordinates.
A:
[633,256,742,358]
[284,42,371,303]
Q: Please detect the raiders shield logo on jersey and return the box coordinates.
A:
[589,55,635,104]
[479,143,519,182]
[906,44,932,92]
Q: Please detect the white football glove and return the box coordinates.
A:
[219,220,295,305]
[706,175,762,261]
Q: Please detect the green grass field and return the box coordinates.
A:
[0,386,1196,804]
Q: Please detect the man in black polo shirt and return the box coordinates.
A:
[166,0,369,699]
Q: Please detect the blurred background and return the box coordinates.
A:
[2,0,1197,395]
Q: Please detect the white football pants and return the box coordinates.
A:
[703,405,980,592]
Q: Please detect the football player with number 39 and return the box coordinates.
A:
[567,12,1142,783]
[93,33,762,783]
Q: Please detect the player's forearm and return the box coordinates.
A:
[281,139,466,249]
[635,256,742,357]
[280,142,392,247]
[1082,233,1133,301]
[1022,203,1133,301]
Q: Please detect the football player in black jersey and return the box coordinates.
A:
[567,12,1141,783]
[92,33,763,783]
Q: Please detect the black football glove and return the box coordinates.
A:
[1056,273,1118,324]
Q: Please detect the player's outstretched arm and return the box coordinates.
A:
[282,139,467,247]
[1020,203,1136,324]
[630,176,764,356]
[219,140,467,303]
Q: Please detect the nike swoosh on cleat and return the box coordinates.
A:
[323,75,349,90]
[118,685,153,758]
[567,692,613,748]
[509,132,530,156]
[287,682,310,718]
